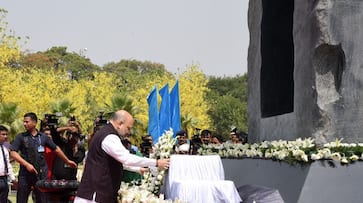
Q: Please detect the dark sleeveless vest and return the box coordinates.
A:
[76,124,123,203]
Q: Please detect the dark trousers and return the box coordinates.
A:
[0,176,9,203]
[17,175,45,203]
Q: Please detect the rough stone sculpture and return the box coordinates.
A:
[248,0,363,144]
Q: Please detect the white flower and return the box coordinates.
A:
[301,154,309,162]
[198,137,363,166]
[119,129,176,201]
[331,152,341,161]
[341,157,349,164]
[349,154,359,161]
[311,153,322,160]
[320,148,331,159]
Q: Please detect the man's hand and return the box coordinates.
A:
[156,159,170,170]
[11,180,18,190]
[25,163,38,174]
[138,167,150,175]
[66,160,78,168]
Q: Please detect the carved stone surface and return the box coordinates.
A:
[248,0,363,143]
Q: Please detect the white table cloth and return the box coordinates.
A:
[164,155,242,203]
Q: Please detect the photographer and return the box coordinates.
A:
[52,116,86,180]
[190,128,202,155]
[140,135,153,157]
[88,112,108,146]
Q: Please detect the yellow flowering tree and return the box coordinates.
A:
[178,65,212,135]
[0,9,22,67]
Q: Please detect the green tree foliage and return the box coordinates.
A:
[181,113,199,135]
[208,95,247,139]
[21,46,100,79]
[206,74,248,138]
[103,59,167,74]
[104,94,140,117]
[49,99,77,126]
[207,74,247,102]
[0,102,23,139]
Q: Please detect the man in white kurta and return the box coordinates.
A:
[75,110,169,203]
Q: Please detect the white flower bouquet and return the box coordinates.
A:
[198,137,363,165]
[118,129,177,202]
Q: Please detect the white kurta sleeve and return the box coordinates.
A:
[123,165,141,173]
[5,149,16,181]
[101,134,156,168]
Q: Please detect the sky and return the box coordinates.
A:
[1,0,249,77]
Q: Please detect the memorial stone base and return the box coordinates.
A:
[222,159,363,203]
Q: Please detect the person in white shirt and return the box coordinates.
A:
[74,110,170,203]
[0,125,16,203]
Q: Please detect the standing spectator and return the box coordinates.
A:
[0,125,16,203]
[201,129,212,145]
[230,127,248,144]
[42,127,56,180]
[74,110,169,203]
[173,130,190,154]
[140,134,154,157]
[231,130,241,144]
[238,131,248,144]
[9,112,77,203]
[212,134,224,144]
[189,128,202,155]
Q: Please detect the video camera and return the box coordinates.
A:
[95,112,108,127]
[190,128,202,155]
[43,113,59,128]
[140,135,153,157]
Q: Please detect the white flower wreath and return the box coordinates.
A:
[118,129,178,203]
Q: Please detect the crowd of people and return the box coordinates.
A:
[0,110,247,203]
[172,127,248,156]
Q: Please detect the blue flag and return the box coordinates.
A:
[147,86,159,143]
[170,80,181,136]
[159,84,171,136]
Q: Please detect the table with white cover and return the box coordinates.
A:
[164,154,242,203]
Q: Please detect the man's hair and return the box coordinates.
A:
[201,129,211,137]
[110,112,118,120]
[24,112,38,122]
[110,110,128,123]
[0,125,8,132]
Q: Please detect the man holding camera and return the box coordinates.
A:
[52,116,86,180]
[10,112,77,203]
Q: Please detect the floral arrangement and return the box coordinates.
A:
[118,129,177,203]
[198,137,363,165]
[143,128,175,195]
[118,182,183,203]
